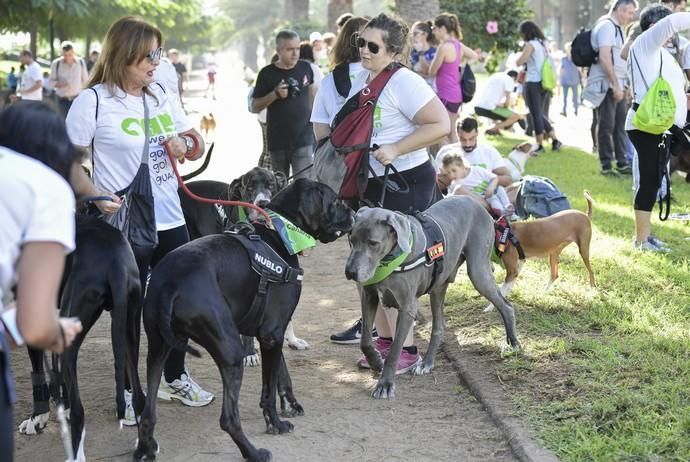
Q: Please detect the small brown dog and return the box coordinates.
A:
[486,190,596,312]
[199,112,216,138]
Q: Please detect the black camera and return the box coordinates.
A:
[285,77,301,98]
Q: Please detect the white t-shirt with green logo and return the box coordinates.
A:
[350,67,436,177]
[66,83,192,230]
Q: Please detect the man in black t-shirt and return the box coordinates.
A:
[168,49,187,97]
[251,30,315,178]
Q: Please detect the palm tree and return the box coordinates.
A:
[395,0,439,25]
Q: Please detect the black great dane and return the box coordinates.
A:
[19,214,141,461]
[133,179,353,462]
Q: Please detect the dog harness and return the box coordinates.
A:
[363,212,446,293]
[225,225,304,335]
[493,218,525,260]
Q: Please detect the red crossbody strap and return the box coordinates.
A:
[359,63,403,105]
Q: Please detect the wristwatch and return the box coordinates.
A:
[182,135,194,153]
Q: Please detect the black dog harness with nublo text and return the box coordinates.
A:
[225,227,303,335]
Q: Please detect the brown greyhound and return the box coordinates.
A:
[486,190,596,312]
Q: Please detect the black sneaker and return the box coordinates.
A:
[330,318,378,344]
[600,168,620,177]
[616,164,632,175]
[552,139,563,151]
[534,144,545,154]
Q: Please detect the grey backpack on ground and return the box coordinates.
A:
[514,175,571,219]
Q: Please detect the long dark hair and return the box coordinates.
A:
[434,13,462,40]
[412,20,439,46]
[519,20,546,42]
[0,102,79,181]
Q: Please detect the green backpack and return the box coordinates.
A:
[631,51,676,135]
[540,43,557,91]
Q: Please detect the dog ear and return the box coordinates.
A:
[386,212,411,253]
[228,175,244,200]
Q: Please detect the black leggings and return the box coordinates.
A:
[0,351,14,461]
[627,130,665,212]
[362,160,440,213]
[133,225,190,384]
[523,82,553,136]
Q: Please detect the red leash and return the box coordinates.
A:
[162,140,272,225]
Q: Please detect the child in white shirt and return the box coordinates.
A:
[440,150,514,217]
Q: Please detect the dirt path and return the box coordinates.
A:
[12,238,517,462]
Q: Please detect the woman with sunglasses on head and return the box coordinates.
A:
[426,13,479,145]
[65,16,212,425]
[311,15,369,142]
[346,13,449,373]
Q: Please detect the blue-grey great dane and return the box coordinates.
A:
[345,195,521,399]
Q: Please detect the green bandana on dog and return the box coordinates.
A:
[266,209,316,255]
[362,233,414,286]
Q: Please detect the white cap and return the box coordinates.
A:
[309,32,323,43]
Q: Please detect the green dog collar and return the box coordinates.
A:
[362,233,414,286]
[266,209,316,255]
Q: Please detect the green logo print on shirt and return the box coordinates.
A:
[472,180,490,195]
[373,106,382,129]
[121,113,175,137]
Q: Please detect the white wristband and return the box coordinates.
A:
[1,308,25,346]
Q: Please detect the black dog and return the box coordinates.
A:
[179,167,286,365]
[133,179,353,462]
[18,214,141,461]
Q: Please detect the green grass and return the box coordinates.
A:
[444,131,690,461]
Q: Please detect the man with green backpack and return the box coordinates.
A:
[582,0,638,176]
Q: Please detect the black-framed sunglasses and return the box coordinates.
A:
[356,37,381,54]
[146,47,163,62]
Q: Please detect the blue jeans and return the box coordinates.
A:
[562,84,579,114]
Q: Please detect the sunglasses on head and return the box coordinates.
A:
[356,37,381,54]
[146,47,163,62]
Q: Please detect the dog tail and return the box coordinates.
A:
[181,142,215,182]
[109,270,129,420]
[583,190,594,219]
[157,290,202,358]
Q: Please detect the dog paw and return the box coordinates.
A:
[281,402,304,418]
[371,380,395,399]
[483,303,495,313]
[244,353,261,367]
[18,412,50,435]
[249,448,273,462]
[266,419,294,435]
[413,362,434,376]
[285,337,309,350]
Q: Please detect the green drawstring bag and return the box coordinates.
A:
[631,51,676,135]
[541,57,557,91]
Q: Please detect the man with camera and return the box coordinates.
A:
[252,30,315,178]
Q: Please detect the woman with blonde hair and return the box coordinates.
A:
[66,16,212,425]
[427,12,479,144]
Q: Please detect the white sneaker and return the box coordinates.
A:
[157,373,214,407]
[121,390,137,427]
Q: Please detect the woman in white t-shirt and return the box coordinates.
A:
[351,13,450,374]
[311,15,368,141]
[627,6,690,252]
[0,103,84,458]
[65,16,212,413]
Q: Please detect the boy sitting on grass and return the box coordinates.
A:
[440,149,515,218]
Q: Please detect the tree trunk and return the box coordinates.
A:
[395,0,439,25]
[327,0,353,33]
[49,16,55,61]
[85,35,92,59]
[286,0,309,22]
[243,34,260,71]
[29,19,38,58]
[560,0,578,46]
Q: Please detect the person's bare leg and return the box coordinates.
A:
[635,210,652,244]
[380,306,414,347]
